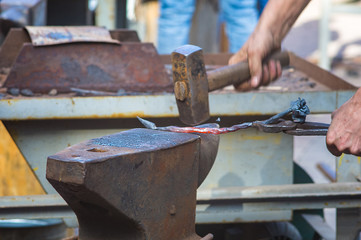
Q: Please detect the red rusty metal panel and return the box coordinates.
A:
[25,26,120,46]
[3,42,172,93]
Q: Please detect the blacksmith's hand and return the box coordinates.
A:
[229,28,281,91]
[326,88,361,156]
[228,0,310,91]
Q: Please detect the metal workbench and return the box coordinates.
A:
[1,25,360,238]
[1,88,361,239]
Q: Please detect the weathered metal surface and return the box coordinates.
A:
[182,123,220,187]
[0,28,139,70]
[0,28,31,69]
[160,52,232,65]
[46,128,218,240]
[289,52,355,90]
[196,207,292,224]
[25,26,120,46]
[196,182,361,224]
[197,182,361,203]
[0,91,356,120]
[0,194,76,225]
[4,181,361,225]
[3,42,172,93]
[172,45,210,126]
[109,29,140,42]
[335,153,361,238]
[197,182,361,225]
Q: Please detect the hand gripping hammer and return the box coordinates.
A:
[171,45,290,126]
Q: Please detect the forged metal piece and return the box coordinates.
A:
[138,98,318,135]
[138,98,328,136]
[137,116,157,130]
[47,128,219,240]
[137,116,251,134]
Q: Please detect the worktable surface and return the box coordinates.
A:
[0,90,356,120]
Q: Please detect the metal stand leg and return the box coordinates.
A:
[337,208,361,240]
[336,154,361,239]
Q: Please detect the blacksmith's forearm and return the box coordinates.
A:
[257,0,311,45]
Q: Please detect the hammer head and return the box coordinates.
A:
[172,45,209,126]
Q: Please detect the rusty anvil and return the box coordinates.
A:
[46,125,219,240]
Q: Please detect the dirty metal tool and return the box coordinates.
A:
[172,45,290,126]
[138,98,329,136]
[47,127,219,240]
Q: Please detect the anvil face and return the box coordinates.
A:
[47,128,218,240]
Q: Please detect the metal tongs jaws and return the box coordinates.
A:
[253,119,329,136]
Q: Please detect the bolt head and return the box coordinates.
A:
[174,81,188,101]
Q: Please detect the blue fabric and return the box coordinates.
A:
[220,0,258,53]
[157,0,268,54]
[258,0,268,14]
[157,0,196,54]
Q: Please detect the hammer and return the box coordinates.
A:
[171,45,290,126]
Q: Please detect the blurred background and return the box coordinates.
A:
[1,0,361,236]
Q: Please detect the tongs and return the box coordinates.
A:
[138,98,329,136]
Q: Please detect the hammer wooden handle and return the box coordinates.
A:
[207,51,290,91]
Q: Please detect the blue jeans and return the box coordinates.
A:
[157,0,268,54]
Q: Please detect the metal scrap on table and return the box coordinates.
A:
[138,98,329,136]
